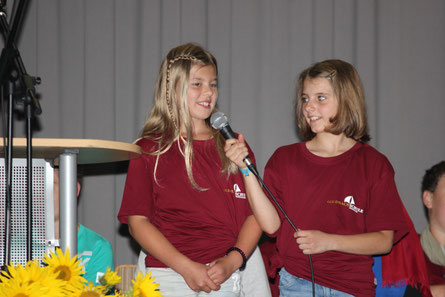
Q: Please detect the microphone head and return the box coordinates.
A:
[210,111,229,130]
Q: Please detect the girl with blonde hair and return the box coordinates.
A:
[118,43,263,296]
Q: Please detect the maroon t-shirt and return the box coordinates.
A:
[118,137,253,268]
[263,142,409,297]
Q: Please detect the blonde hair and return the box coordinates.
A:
[141,43,238,189]
[295,59,370,143]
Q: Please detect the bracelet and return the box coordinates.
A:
[239,167,250,177]
[226,246,247,271]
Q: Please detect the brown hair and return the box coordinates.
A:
[295,59,370,143]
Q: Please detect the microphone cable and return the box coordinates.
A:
[245,162,316,297]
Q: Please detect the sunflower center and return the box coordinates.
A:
[54,265,71,281]
[14,294,29,297]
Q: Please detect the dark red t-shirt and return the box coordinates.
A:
[263,142,409,297]
[118,137,253,268]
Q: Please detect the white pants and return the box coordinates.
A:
[136,246,272,297]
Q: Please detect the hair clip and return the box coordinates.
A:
[326,71,336,80]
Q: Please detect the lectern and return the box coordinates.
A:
[0,138,140,266]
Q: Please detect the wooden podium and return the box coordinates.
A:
[2,138,141,164]
[0,138,140,264]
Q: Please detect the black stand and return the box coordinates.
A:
[0,0,41,270]
[1,81,14,271]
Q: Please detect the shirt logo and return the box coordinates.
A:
[326,196,363,214]
[344,196,363,213]
[234,184,246,199]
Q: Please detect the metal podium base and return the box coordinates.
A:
[0,158,55,267]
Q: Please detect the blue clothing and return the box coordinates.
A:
[372,256,407,296]
[77,224,114,285]
[279,268,354,297]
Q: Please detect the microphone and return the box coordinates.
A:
[210,111,259,177]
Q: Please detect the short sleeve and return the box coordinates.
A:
[117,151,154,224]
[365,168,409,243]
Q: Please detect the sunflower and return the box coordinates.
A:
[0,261,63,297]
[131,272,162,297]
[71,281,107,297]
[22,260,47,283]
[100,267,121,287]
[19,259,68,296]
[0,263,27,286]
[0,277,45,297]
[42,248,86,291]
[112,290,126,297]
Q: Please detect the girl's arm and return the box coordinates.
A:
[207,215,262,285]
[294,229,394,255]
[128,215,219,293]
[224,135,281,234]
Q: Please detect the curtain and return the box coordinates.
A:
[2,0,444,267]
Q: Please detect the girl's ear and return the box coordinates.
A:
[423,190,433,209]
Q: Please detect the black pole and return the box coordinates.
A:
[0,0,41,267]
[1,81,14,269]
[26,102,32,261]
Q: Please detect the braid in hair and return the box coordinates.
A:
[165,55,197,131]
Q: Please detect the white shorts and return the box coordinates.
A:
[145,267,241,297]
[137,246,272,297]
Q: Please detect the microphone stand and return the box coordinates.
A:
[0,0,41,270]
[1,80,14,272]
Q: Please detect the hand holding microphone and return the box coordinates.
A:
[210,111,259,177]
[223,134,249,170]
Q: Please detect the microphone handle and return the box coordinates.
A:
[243,156,259,177]
[220,125,236,140]
[219,125,260,176]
